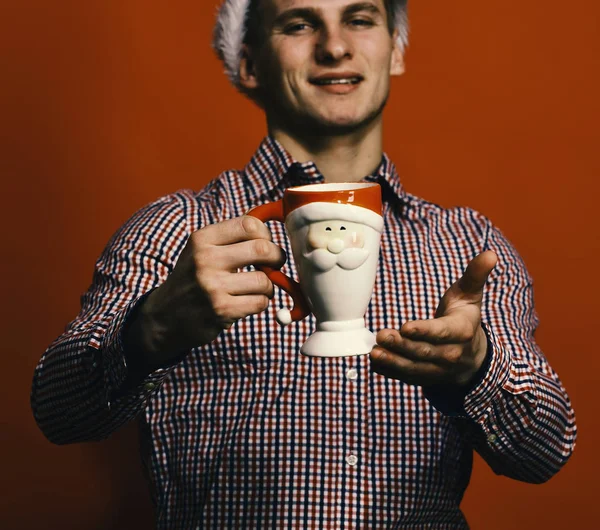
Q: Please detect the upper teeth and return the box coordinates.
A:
[314,78,360,85]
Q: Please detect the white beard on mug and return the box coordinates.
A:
[302,247,370,272]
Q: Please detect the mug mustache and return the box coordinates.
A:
[302,247,369,272]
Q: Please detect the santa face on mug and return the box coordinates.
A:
[287,210,381,326]
[303,220,369,272]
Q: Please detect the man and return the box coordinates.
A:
[31,0,576,528]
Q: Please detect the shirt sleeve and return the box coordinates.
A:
[30,190,198,444]
[424,213,577,483]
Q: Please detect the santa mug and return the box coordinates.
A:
[248,182,383,357]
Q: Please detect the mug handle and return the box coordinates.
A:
[246,201,311,325]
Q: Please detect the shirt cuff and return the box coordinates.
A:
[462,321,513,420]
[422,322,509,418]
[100,291,173,406]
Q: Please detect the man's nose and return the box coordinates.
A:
[315,26,353,63]
[327,238,345,254]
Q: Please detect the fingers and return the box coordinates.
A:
[206,269,274,324]
[374,328,465,366]
[212,294,271,325]
[193,237,286,272]
[218,239,287,271]
[197,215,273,246]
[200,271,275,325]
[370,340,446,385]
[399,315,476,345]
[227,271,275,298]
[457,250,497,295]
[434,250,497,318]
[199,270,275,303]
[192,216,286,271]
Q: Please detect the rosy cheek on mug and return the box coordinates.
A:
[306,221,366,252]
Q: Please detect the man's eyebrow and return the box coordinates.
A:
[273,7,321,26]
[272,2,383,26]
[342,2,383,17]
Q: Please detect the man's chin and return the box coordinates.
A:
[303,97,389,135]
[266,94,387,138]
[296,112,379,137]
[315,118,366,136]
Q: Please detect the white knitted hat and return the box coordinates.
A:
[212,0,409,87]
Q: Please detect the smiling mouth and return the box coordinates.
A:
[310,77,363,86]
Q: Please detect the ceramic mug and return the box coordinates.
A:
[247,182,383,357]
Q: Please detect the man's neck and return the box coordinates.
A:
[269,119,384,183]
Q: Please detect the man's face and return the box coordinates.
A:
[243,0,404,135]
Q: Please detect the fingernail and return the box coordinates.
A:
[371,347,386,360]
[382,334,394,347]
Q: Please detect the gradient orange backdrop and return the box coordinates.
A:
[2,1,598,528]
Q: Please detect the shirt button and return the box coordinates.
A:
[487,434,498,443]
[346,454,358,466]
[144,382,157,392]
[346,368,358,381]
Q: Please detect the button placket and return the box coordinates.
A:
[341,358,362,470]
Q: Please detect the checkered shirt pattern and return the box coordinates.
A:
[31,137,577,529]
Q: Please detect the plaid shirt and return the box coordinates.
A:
[32,137,576,529]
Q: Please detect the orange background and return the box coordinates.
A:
[1,1,598,528]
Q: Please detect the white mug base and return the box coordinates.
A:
[300,328,377,357]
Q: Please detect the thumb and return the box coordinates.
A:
[457,250,498,295]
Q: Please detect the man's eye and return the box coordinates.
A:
[284,22,312,34]
[349,18,374,27]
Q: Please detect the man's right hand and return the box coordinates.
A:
[124,215,286,374]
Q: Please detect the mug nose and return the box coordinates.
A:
[328,238,345,254]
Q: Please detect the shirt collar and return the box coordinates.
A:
[243,136,407,207]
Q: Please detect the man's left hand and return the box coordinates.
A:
[370,250,498,388]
